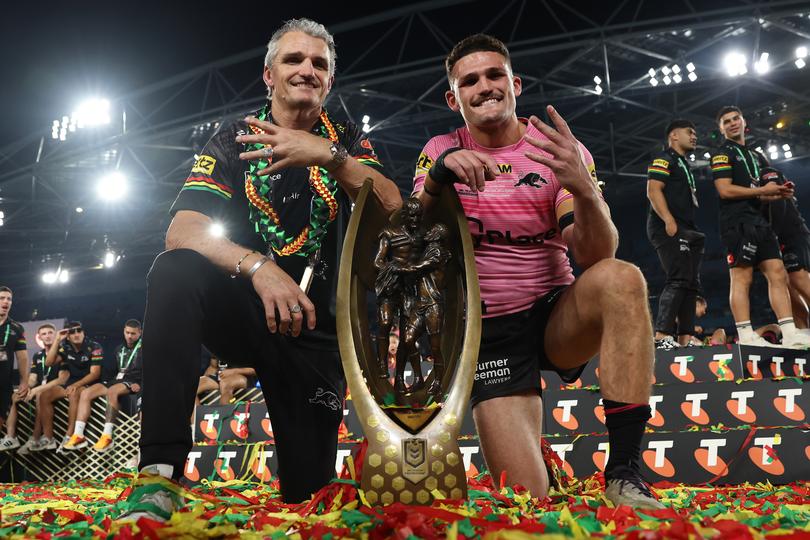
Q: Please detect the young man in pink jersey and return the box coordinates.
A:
[412,34,662,509]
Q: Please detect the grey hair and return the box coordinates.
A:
[264,18,337,97]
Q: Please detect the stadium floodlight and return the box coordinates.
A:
[661,66,671,75]
[673,74,682,83]
[784,151,793,158]
[361,114,370,124]
[797,58,807,69]
[672,64,681,74]
[0,210,4,227]
[58,270,70,284]
[104,251,116,268]
[688,72,698,82]
[768,145,778,153]
[724,52,748,76]
[689,154,696,161]
[648,68,656,77]
[75,207,83,213]
[594,84,603,95]
[362,123,371,133]
[593,75,602,85]
[74,98,110,128]
[649,78,659,86]
[209,222,225,237]
[96,171,128,201]
[42,272,57,284]
[704,152,711,159]
[754,52,770,74]
[686,62,696,72]
[770,152,779,160]
[797,46,808,59]
[783,144,791,151]
[663,75,672,85]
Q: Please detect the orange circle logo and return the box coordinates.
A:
[694,448,728,477]
[593,406,606,425]
[250,454,274,482]
[262,418,274,438]
[748,447,785,475]
[552,408,579,430]
[230,419,249,439]
[200,421,218,440]
[773,398,806,421]
[746,362,764,381]
[214,459,235,481]
[592,451,608,472]
[184,464,200,482]
[680,402,710,424]
[647,411,665,427]
[726,400,756,423]
[670,364,695,383]
[642,450,675,477]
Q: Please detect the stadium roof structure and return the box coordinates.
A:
[1,0,809,331]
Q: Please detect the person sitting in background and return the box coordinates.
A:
[196,356,257,405]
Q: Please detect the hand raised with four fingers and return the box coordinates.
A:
[524,105,595,197]
[236,116,333,176]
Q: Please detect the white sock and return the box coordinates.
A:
[778,318,797,338]
[798,328,810,337]
[736,321,754,342]
[103,423,114,436]
[74,421,86,437]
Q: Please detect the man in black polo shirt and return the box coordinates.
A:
[63,319,142,452]
[39,322,103,447]
[0,287,30,448]
[121,18,401,522]
[710,106,808,348]
[646,120,705,349]
[760,167,810,335]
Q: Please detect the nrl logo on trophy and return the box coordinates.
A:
[337,180,481,505]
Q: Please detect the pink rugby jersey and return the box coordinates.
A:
[413,119,597,318]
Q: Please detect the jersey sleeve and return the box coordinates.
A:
[710,149,733,180]
[412,137,445,193]
[341,122,386,176]
[12,323,26,351]
[170,123,240,219]
[647,154,672,183]
[90,342,104,366]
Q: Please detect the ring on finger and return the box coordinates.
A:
[290,304,302,314]
[261,146,274,159]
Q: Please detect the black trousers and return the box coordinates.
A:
[139,249,345,503]
[652,229,705,336]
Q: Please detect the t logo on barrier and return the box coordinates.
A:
[185,450,202,482]
[709,353,735,381]
[695,438,728,476]
[460,445,480,476]
[553,399,579,430]
[201,412,219,440]
[643,440,675,477]
[648,395,665,427]
[749,436,784,475]
[774,388,805,421]
[746,355,764,380]
[681,393,710,424]
[671,356,695,382]
[727,390,756,423]
[770,357,785,377]
[262,412,274,438]
[250,447,274,482]
[550,443,575,479]
[231,411,250,439]
[215,450,237,480]
[592,442,610,472]
[794,357,806,377]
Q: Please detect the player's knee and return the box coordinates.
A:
[593,259,647,300]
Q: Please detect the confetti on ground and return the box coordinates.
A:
[0,470,808,539]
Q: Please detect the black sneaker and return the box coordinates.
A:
[605,465,665,509]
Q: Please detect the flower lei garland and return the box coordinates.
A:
[244,104,339,257]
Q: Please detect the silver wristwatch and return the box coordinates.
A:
[327,142,349,170]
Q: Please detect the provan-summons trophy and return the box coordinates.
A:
[336,180,481,504]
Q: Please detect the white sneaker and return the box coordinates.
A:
[36,437,58,451]
[781,332,810,350]
[654,336,679,350]
[17,438,39,456]
[739,335,779,348]
[0,436,20,451]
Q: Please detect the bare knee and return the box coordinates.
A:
[590,259,648,303]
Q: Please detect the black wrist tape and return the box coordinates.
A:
[429,147,463,185]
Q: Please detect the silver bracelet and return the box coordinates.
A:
[246,256,271,278]
[232,251,256,279]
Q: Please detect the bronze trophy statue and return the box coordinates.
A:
[337,182,481,505]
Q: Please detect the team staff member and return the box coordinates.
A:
[760,167,810,334]
[39,322,103,447]
[646,120,705,349]
[0,287,30,438]
[123,18,401,521]
[413,34,661,508]
[64,319,142,452]
[2,323,64,452]
[710,106,809,348]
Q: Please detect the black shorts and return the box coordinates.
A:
[471,287,586,408]
[721,224,782,268]
[781,233,810,273]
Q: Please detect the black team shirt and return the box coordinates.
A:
[56,338,103,385]
[31,349,60,385]
[169,104,385,350]
[0,319,26,382]
[646,148,698,243]
[710,139,769,231]
[113,339,143,383]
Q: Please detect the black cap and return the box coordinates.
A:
[66,321,83,329]
[759,167,786,185]
[665,119,696,137]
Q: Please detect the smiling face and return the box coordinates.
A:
[446,51,521,130]
[719,110,746,141]
[263,31,333,111]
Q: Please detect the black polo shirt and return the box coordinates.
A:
[710,139,769,231]
[0,319,26,379]
[56,338,103,385]
[169,104,386,350]
[646,148,698,239]
[113,339,143,383]
[31,349,60,385]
